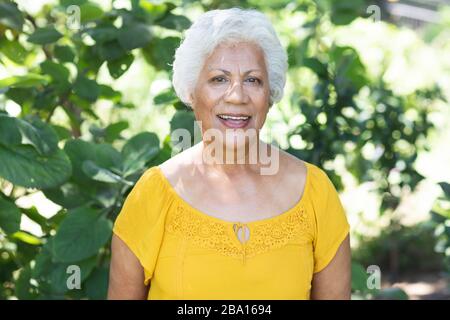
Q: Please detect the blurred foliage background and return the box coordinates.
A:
[0,0,449,299]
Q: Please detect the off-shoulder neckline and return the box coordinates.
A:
[150,161,311,227]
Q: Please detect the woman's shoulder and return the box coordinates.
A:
[156,145,198,187]
[275,147,336,198]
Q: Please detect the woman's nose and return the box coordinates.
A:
[224,81,249,105]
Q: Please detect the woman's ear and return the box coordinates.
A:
[186,93,195,109]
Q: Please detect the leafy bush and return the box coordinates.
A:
[431,182,450,273]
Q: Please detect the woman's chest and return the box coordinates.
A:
[148,206,314,299]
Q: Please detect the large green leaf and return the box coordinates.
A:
[82,160,132,185]
[107,53,134,79]
[64,139,123,186]
[118,22,153,50]
[0,115,59,156]
[84,266,109,299]
[79,2,103,23]
[122,132,160,176]
[142,36,179,71]
[15,264,38,299]
[170,109,198,145]
[0,74,49,88]
[53,206,112,263]
[330,46,367,96]
[28,26,63,45]
[43,182,92,209]
[0,144,72,189]
[0,1,24,31]
[155,12,191,31]
[0,38,28,64]
[96,40,126,61]
[0,115,72,189]
[33,240,97,294]
[73,75,100,102]
[329,0,365,25]
[86,25,118,43]
[54,45,76,63]
[439,182,450,199]
[40,61,71,93]
[0,196,21,234]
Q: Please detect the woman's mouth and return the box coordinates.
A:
[217,114,252,129]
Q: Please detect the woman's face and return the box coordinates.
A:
[189,41,270,154]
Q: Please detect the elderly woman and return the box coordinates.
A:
[108,7,350,300]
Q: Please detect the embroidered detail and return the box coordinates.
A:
[165,204,310,260]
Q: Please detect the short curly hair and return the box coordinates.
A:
[171,7,288,108]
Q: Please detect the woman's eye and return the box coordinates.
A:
[212,76,227,83]
[246,77,261,84]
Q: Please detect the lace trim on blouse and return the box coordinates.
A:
[165,203,310,262]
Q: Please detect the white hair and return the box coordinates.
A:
[171,7,288,108]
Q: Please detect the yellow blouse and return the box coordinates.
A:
[112,161,350,300]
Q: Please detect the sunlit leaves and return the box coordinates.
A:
[28,26,63,45]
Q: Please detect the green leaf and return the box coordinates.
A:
[15,264,38,299]
[122,132,160,176]
[0,1,24,31]
[0,196,21,234]
[82,160,132,185]
[303,58,328,78]
[331,46,367,96]
[86,25,117,43]
[0,115,72,188]
[28,26,63,45]
[96,40,126,61]
[0,74,49,88]
[11,231,43,245]
[107,53,134,79]
[142,36,179,71]
[73,75,99,102]
[99,85,122,103]
[104,121,128,142]
[0,144,72,189]
[33,243,98,295]
[170,109,197,144]
[118,22,153,50]
[0,38,28,64]
[40,60,71,93]
[60,0,87,7]
[155,13,191,31]
[79,2,103,23]
[64,139,123,186]
[374,287,409,300]
[43,182,91,209]
[51,124,72,141]
[351,262,368,293]
[330,0,365,25]
[54,45,76,63]
[153,89,178,106]
[85,266,109,299]
[439,182,450,199]
[0,115,59,156]
[53,206,112,263]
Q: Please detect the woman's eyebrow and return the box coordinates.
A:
[209,68,262,75]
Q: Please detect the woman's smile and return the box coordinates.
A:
[216,113,252,129]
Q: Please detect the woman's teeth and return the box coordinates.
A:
[217,114,251,128]
[217,114,250,120]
